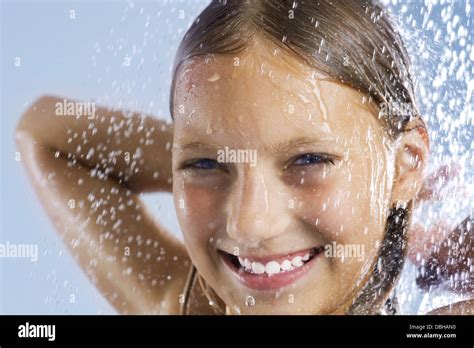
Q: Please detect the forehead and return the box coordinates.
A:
[173,40,383,148]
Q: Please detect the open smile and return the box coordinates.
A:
[218,246,324,291]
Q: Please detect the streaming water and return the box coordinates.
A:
[9,0,470,315]
[80,0,474,314]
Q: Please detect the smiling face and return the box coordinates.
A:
[171,38,400,314]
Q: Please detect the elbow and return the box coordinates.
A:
[15,95,60,144]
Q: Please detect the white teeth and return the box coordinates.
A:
[251,262,265,274]
[233,251,314,275]
[265,261,281,275]
[244,259,252,270]
[292,256,304,267]
[280,259,293,271]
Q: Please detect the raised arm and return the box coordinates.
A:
[15,95,190,314]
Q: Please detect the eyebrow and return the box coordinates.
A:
[175,141,218,152]
[176,136,334,153]
[271,136,335,153]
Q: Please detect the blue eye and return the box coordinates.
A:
[183,158,220,170]
[292,154,335,167]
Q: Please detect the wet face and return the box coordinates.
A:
[172,39,399,314]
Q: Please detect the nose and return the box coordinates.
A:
[226,165,290,247]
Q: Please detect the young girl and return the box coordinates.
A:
[15,0,472,315]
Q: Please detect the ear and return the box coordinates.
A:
[390,125,430,205]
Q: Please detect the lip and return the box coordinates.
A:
[219,247,323,291]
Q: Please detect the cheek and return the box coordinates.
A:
[292,168,387,299]
[294,163,385,248]
[173,177,222,246]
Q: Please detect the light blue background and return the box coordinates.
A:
[1,0,209,314]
